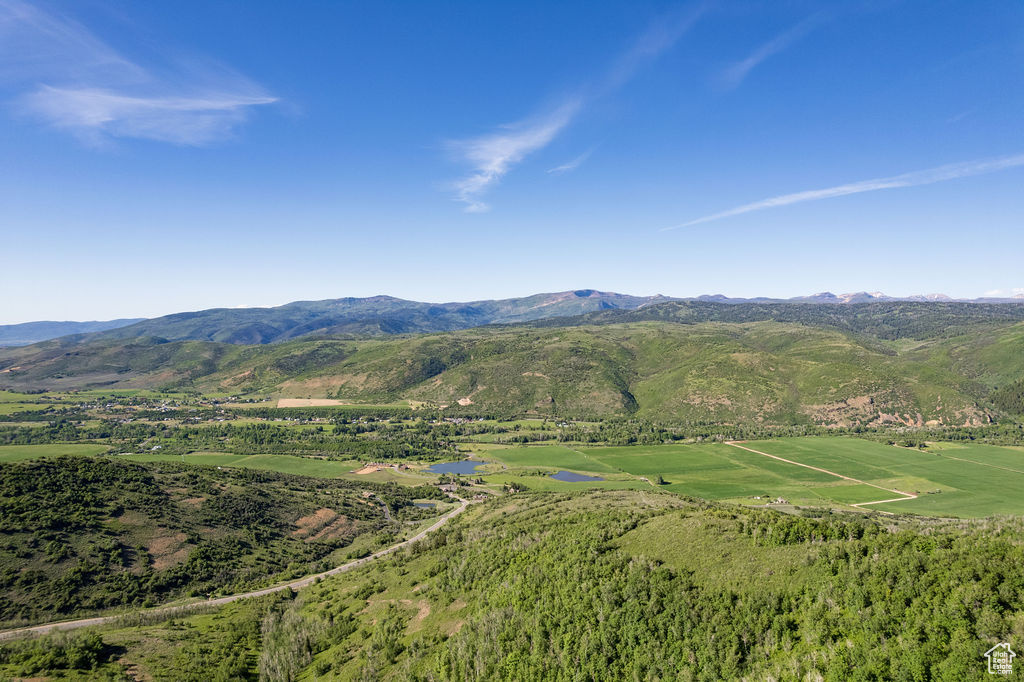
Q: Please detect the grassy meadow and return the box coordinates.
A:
[0,443,110,462]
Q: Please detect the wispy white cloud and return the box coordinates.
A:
[0,0,142,83]
[20,86,277,146]
[448,100,581,212]
[447,4,706,212]
[719,13,824,90]
[599,4,708,94]
[945,108,977,124]
[663,153,1024,230]
[546,149,593,175]
[0,0,275,145]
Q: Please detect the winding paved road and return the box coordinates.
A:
[0,498,470,641]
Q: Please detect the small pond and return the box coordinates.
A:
[413,502,436,509]
[550,470,605,482]
[427,460,483,475]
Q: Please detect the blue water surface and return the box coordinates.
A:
[427,460,482,475]
[550,470,604,482]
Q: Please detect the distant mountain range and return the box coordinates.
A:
[693,291,1024,305]
[3,297,1024,425]
[63,290,674,345]
[0,319,146,347]
[2,290,1022,346]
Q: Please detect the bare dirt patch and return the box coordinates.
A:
[279,374,368,395]
[804,394,883,426]
[308,515,355,542]
[220,368,255,388]
[145,530,190,570]
[408,600,431,630]
[293,508,339,538]
[113,510,150,526]
[361,598,432,631]
[456,384,487,407]
[116,656,150,682]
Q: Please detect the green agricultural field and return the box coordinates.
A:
[582,443,739,477]
[121,451,439,486]
[0,391,35,401]
[924,441,1024,471]
[0,403,45,415]
[121,452,364,478]
[808,483,898,505]
[543,438,1024,517]
[480,472,647,492]
[741,438,923,481]
[106,437,1024,516]
[578,442,840,505]
[743,438,1024,517]
[0,443,110,462]
[485,444,618,472]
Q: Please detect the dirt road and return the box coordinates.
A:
[0,499,470,641]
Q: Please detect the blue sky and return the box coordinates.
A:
[1,0,1023,323]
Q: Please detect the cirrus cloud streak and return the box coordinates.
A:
[447,3,707,212]
[663,153,1024,231]
[1,0,276,146]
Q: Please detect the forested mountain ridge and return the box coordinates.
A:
[13,294,1023,348]
[524,300,1024,340]
[74,291,674,345]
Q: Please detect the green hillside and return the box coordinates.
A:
[3,316,1022,425]
[0,457,442,627]
[9,490,1022,681]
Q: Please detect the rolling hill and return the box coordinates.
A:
[2,301,1023,425]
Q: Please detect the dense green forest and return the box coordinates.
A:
[7,490,1021,680]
